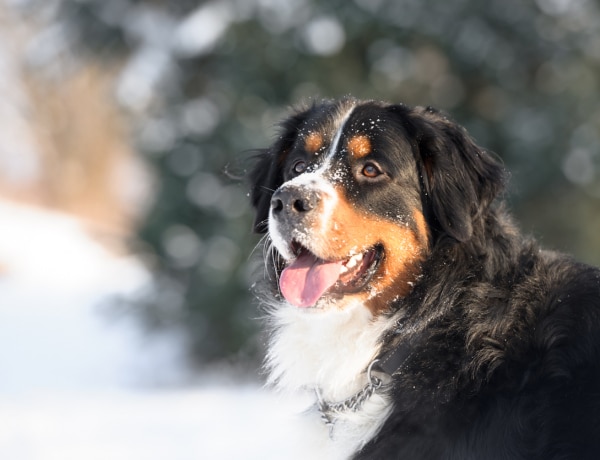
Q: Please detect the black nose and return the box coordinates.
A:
[271,186,319,217]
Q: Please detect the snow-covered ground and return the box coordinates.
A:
[0,200,312,460]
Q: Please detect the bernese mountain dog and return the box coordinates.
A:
[248,97,600,459]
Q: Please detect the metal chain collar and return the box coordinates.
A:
[315,359,385,434]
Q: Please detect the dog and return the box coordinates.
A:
[248,97,600,459]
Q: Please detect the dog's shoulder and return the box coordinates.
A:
[357,249,600,459]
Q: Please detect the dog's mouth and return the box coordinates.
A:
[279,241,384,308]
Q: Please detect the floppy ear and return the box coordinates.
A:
[249,110,308,233]
[409,106,506,242]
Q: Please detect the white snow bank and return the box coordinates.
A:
[0,199,187,392]
[0,199,147,292]
[0,386,313,460]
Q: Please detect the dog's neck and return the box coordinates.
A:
[265,301,388,397]
[265,300,397,456]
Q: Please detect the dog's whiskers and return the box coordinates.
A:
[249,233,270,259]
[267,239,281,283]
[251,233,281,283]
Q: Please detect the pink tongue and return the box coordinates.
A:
[280,252,343,308]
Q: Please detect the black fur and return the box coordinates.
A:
[249,99,600,459]
[250,110,308,233]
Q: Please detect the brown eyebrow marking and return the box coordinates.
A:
[347,134,372,158]
[304,132,323,153]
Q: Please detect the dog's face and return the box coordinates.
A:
[251,98,503,315]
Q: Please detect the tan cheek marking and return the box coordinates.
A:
[310,193,425,315]
[347,135,372,158]
[361,220,423,315]
[304,132,323,153]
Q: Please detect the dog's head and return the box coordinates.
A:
[250,98,504,315]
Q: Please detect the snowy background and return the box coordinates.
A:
[0,6,316,457]
[3,1,600,458]
[0,200,312,460]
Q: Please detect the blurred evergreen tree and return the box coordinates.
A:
[44,0,600,363]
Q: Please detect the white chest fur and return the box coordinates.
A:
[265,301,395,458]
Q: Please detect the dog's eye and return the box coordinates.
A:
[293,160,307,174]
[362,163,382,178]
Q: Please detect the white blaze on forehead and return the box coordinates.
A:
[319,102,356,173]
